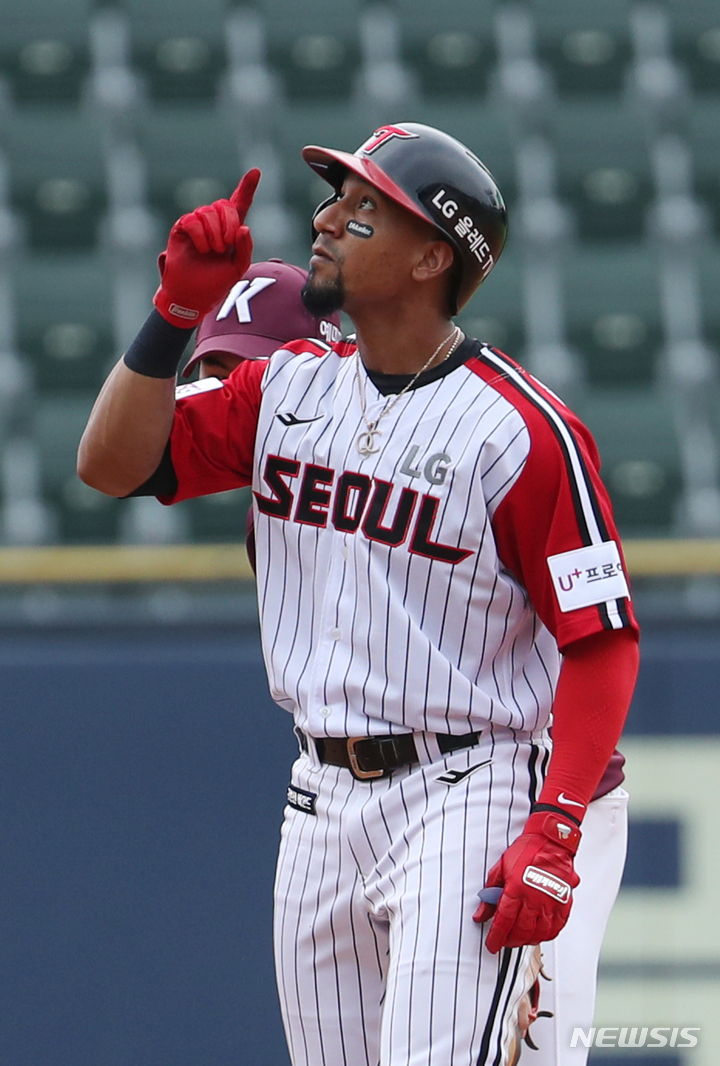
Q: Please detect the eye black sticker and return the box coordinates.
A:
[346,219,374,239]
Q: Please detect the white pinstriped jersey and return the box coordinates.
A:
[166,336,637,739]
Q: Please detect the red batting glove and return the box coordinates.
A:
[153,168,261,328]
[473,811,581,953]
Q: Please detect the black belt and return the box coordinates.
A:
[301,730,481,780]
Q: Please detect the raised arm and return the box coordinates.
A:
[77,169,260,496]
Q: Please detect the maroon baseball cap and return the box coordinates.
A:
[181,259,342,377]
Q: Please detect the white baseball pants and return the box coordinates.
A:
[273,729,550,1066]
[530,786,629,1065]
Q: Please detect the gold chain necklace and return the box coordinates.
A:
[354,326,463,456]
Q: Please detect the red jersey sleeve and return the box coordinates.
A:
[160,357,266,504]
[473,348,639,650]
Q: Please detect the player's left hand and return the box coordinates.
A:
[153,168,261,328]
[473,810,581,953]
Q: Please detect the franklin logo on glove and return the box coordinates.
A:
[523,867,572,902]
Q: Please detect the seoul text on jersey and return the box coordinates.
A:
[254,455,473,564]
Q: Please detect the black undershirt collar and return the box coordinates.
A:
[363,335,478,396]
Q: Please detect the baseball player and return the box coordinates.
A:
[191,277,631,1066]
[186,265,629,1065]
[78,123,640,1065]
[184,261,629,1066]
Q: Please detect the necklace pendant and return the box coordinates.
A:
[356,428,381,456]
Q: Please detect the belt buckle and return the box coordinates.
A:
[346,737,385,780]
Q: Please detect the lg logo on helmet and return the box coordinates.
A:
[432,189,460,219]
[431,189,495,276]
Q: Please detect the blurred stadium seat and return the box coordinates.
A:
[395,0,496,99]
[272,36,360,101]
[665,0,720,93]
[3,111,106,250]
[688,101,720,238]
[531,0,634,96]
[563,246,662,385]
[179,488,252,543]
[402,32,492,100]
[134,35,227,103]
[459,239,525,356]
[575,389,684,534]
[255,0,362,99]
[34,391,122,542]
[0,0,91,105]
[15,253,114,394]
[119,0,228,102]
[698,244,720,353]
[139,107,246,233]
[553,102,653,243]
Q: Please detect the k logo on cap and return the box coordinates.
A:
[216,277,278,323]
[181,260,342,377]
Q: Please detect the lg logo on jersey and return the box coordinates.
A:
[254,456,473,564]
[400,445,451,486]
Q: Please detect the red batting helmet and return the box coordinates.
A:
[302,122,508,313]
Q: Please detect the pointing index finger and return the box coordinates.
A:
[230,168,261,223]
